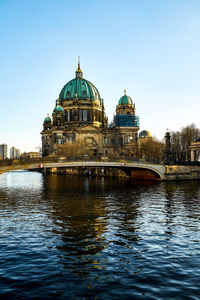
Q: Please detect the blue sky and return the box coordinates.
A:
[1,0,200,152]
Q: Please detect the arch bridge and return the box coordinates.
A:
[0,158,165,180]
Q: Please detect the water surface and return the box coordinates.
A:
[0,171,200,299]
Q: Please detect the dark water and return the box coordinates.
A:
[0,171,200,299]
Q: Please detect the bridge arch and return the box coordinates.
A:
[121,166,163,180]
[0,160,165,180]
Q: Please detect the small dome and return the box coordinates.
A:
[44,114,51,122]
[53,104,65,114]
[139,130,151,139]
[118,90,133,105]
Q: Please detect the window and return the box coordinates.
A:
[88,110,91,121]
[124,136,128,144]
[67,110,70,121]
[71,110,75,121]
[79,110,82,121]
[194,150,197,161]
[83,110,87,121]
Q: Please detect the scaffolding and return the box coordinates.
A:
[114,114,139,128]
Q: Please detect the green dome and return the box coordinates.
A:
[59,77,102,103]
[118,95,133,105]
[53,104,65,114]
[44,115,51,122]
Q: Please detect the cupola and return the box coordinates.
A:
[53,101,65,115]
[44,114,51,122]
[59,58,102,104]
[118,90,133,105]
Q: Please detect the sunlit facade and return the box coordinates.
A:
[41,60,140,157]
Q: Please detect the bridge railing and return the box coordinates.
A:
[0,156,164,167]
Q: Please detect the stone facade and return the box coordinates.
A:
[41,61,139,157]
[190,141,200,161]
[20,152,40,159]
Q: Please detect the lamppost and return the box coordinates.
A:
[165,130,172,164]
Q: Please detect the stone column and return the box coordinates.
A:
[191,148,194,161]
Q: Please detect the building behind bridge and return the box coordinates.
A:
[41,60,141,157]
[190,140,200,161]
[10,147,20,159]
[0,144,8,160]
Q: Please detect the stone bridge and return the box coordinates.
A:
[0,160,165,180]
[1,159,200,181]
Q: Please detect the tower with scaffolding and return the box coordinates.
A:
[114,90,139,128]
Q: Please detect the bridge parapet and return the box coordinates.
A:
[2,160,200,181]
[0,156,163,166]
[0,160,165,180]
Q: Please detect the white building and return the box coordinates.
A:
[10,147,20,159]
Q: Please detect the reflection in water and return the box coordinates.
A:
[0,172,200,299]
[43,175,142,279]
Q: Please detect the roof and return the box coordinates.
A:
[139,130,152,138]
[59,77,102,103]
[118,90,133,105]
[44,115,51,122]
[53,104,65,114]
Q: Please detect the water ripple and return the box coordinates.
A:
[0,172,200,299]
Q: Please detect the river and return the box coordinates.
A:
[0,171,200,299]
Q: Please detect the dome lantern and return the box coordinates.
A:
[75,56,83,78]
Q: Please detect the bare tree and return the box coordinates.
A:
[140,139,165,162]
[57,140,90,157]
[126,138,165,162]
[171,124,200,162]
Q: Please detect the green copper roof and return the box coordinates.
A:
[44,115,51,122]
[59,77,102,103]
[53,104,65,113]
[118,95,133,105]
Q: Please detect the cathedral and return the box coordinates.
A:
[41,60,140,157]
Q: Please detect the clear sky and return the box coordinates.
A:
[1,0,200,153]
